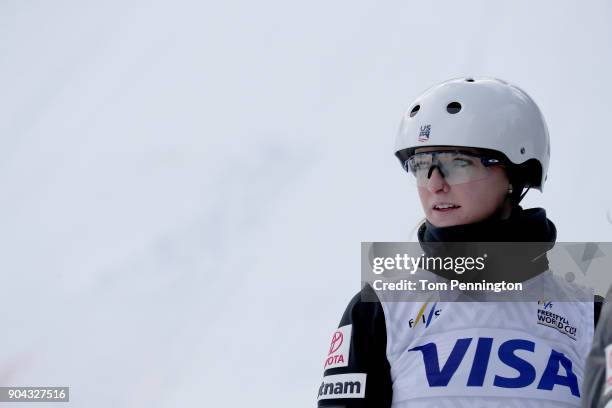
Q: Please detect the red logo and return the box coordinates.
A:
[328,331,344,355]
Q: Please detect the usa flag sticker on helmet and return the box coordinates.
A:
[418,124,431,142]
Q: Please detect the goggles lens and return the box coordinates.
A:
[404,151,502,186]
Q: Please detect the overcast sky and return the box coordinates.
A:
[0,0,611,406]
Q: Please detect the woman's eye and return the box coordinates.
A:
[413,161,430,170]
[453,158,472,167]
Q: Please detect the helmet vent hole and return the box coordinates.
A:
[447,102,462,114]
[465,78,474,82]
[409,105,420,117]
[520,147,526,154]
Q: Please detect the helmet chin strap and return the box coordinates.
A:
[498,183,530,221]
[517,185,532,204]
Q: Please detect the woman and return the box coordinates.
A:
[317,77,602,407]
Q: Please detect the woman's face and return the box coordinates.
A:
[415,146,510,227]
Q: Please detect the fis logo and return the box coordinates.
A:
[538,297,553,310]
[536,297,576,340]
[418,125,431,142]
[409,302,442,329]
[536,309,577,340]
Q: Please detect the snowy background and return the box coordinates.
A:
[1,0,611,406]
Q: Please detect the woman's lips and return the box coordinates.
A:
[434,207,460,212]
[432,203,461,212]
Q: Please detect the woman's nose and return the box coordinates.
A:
[426,166,449,193]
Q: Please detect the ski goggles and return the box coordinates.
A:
[403,150,505,186]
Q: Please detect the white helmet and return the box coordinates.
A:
[395,77,550,191]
